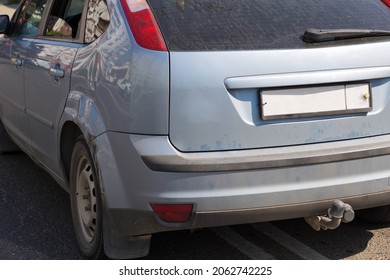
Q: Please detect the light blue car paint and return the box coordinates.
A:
[2,0,390,259]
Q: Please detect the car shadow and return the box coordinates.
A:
[272,217,389,259]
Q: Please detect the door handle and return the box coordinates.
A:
[49,68,65,78]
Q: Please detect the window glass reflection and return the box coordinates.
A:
[85,0,110,43]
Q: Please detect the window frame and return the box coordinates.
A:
[7,0,108,45]
[7,0,87,44]
[37,0,88,43]
[84,0,110,44]
[9,0,51,38]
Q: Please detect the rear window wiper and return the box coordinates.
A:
[303,28,390,43]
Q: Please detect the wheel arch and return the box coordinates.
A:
[60,121,82,185]
[58,90,108,188]
[59,91,151,259]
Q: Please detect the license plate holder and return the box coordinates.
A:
[260,83,372,120]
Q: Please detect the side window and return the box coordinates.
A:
[85,0,110,43]
[44,0,86,39]
[13,0,47,36]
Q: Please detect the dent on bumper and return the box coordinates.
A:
[132,134,390,172]
[109,191,390,236]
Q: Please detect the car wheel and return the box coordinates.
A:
[70,136,105,259]
[0,120,20,154]
[357,205,390,222]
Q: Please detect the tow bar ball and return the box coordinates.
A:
[305,200,355,231]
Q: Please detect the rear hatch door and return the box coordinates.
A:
[149,0,390,152]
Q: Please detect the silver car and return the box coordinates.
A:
[1,0,390,259]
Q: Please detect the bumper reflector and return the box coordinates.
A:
[151,204,193,223]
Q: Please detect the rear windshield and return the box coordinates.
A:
[148,0,390,51]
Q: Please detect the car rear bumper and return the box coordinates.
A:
[92,132,390,236]
[134,134,390,172]
[107,190,390,236]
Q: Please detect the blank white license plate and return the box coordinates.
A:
[260,83,371,120]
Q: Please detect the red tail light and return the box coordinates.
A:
[382,0,390,7]
[120,0,167,51]
[151,204,193,223]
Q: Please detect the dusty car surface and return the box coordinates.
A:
[2,0,390,259]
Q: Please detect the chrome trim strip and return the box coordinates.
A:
[224,66,390,89]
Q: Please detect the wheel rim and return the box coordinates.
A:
[75,155,97,244]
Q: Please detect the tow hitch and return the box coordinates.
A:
[305,200,355,231]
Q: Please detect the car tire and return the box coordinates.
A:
[0,120,20,154]
[357,205,390,223]
[70,136,105,259]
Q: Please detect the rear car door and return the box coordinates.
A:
[0,0,48,151]
[24,0,85,175]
